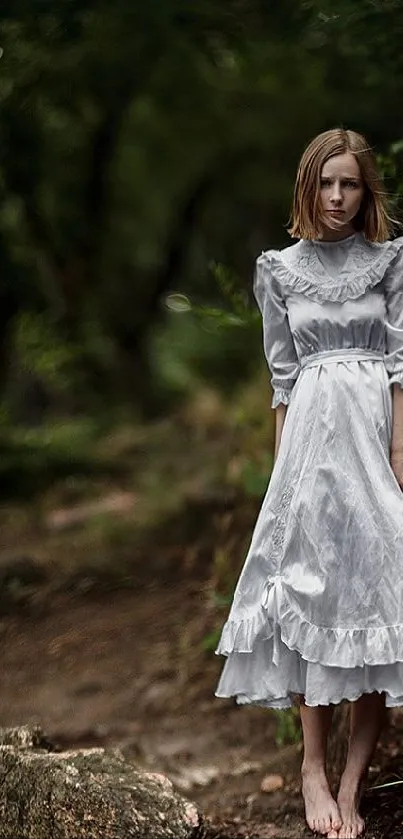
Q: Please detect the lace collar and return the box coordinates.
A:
[264,234,403,303]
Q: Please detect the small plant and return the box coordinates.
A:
[272,707,302,746]
[369,778,403,792]
[201,627,223,653]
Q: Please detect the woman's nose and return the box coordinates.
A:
[330,183,342,203]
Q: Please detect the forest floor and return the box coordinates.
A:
[0,573,403,838]
[0,404,403,838]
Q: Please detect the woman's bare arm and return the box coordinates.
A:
[274,404,288,462]
[391,385,403,488]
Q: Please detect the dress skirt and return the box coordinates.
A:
[215,349,403,708]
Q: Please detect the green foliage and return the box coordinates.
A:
[150,300,261,398]
[202,590,234,652]
[209,262,251,317]
[272,708,302,747]
[0,2,403,415]
[13,311,81,393]
[201,628,223,653]
[0,420,123,499]
[376,143,403,222]
[239,455,273,498]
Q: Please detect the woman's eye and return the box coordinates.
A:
[320,178,359,189]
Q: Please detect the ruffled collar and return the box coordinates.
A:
[264,234,403,303]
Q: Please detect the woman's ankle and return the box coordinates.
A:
[301,759,328,778]
[337,765,368,802]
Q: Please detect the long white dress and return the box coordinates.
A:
[215,231,403,708]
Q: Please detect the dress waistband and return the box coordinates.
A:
[300,348,385,370]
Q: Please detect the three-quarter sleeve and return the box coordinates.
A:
[384,242,403,388]
[253,251,300,408]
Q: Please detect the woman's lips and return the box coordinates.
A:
[328,209,345,215]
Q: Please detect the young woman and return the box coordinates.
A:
[215,128,403,839]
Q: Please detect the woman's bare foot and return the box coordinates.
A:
[301,764,342,835]
[328,778,365,838]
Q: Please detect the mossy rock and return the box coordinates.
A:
[0,726,202,839]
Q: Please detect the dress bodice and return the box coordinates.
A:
[254,232,403,407]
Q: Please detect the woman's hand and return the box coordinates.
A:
[391,448,403,490]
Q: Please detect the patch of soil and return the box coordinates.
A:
[0,577,402,838]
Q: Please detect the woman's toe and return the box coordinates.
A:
[331,814,342,831]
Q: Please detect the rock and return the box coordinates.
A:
[0,724,54,751]
[231,759,262,776]
[172,759,263,793]
[260,773,284,793]
[0,725,202,839]
[170,765,220,792]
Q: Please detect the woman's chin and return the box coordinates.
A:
[319,218,354,236]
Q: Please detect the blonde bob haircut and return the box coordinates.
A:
[288,128,394,242]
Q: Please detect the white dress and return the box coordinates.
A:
[215,231,403,708]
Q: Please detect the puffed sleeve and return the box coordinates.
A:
[253,251,300,408]
[384,241,403,388]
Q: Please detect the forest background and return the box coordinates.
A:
[1,0,403,605]
[1,3,403,836]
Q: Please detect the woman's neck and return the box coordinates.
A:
[316,224,356,243]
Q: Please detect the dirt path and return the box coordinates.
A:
[0,579,402,838]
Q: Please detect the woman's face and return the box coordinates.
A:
[318,152,365,240]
